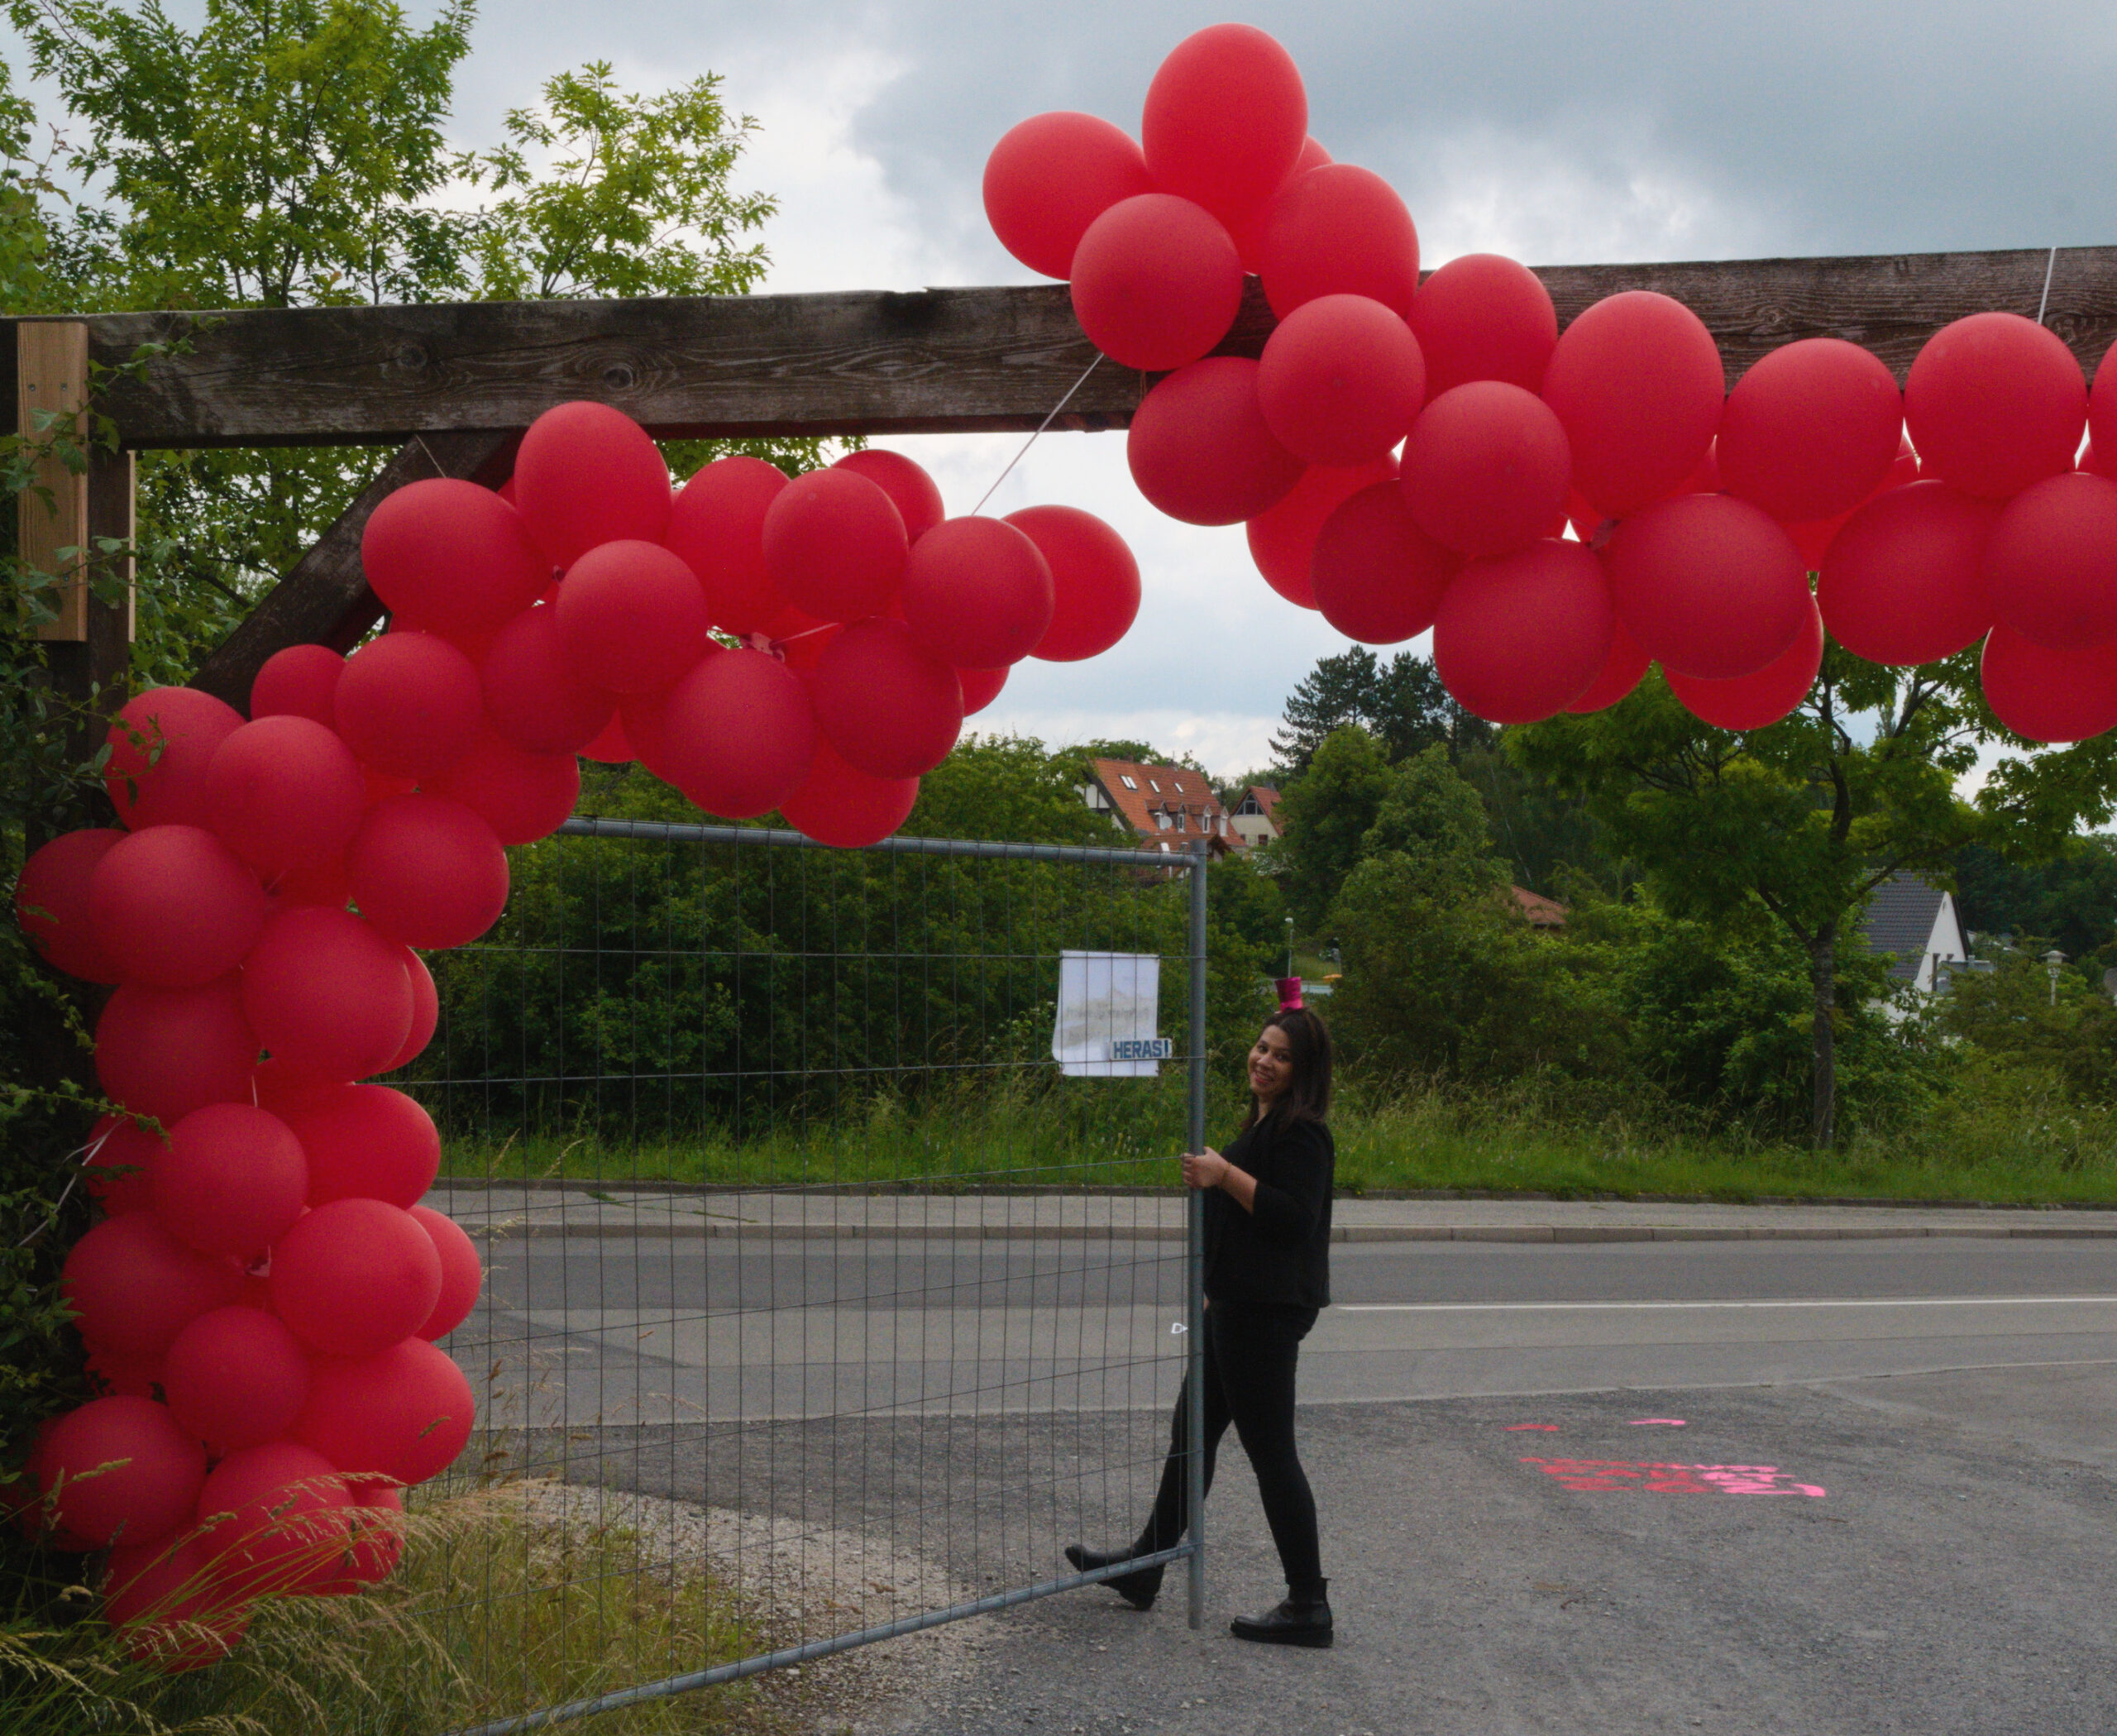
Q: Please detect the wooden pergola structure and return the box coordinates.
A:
[14,244,2116,741]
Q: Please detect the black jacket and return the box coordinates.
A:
[1202,1112,1334,1308]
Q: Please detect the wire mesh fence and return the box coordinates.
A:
[395,818,1210,1733]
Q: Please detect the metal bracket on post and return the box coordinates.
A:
[1185,837,1210,1629]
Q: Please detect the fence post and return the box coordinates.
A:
[1185,839,1209,1629]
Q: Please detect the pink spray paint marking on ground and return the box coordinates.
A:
[1628,1418,1687,1427]
[1505,1423,1560,1432]
[1522,1458,1826,1497]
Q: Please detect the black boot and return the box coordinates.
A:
[1064,1543,1164,1611]
[1230,1580,1332,1648]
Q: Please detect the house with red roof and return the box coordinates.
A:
[1229,786,1281,850]
[1082,758,1239,854]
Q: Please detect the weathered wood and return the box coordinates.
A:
[18,321,90,637]
[189,429,517,713]
[12,246,2113,450]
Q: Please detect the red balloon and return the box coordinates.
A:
[1718,338,1902,523]
[665,455,790,634]
[1130,358,1304,527]
[361,478,548,639]
[154,1102,307,1259]
[1400,381,1572,557]
[1906,313,2086,501]
[38,1396,205,1549]
[958,664,1008,715]
[1981,624,2117,743]
[84,1342,164,1399]
[62,1212,245,1359]
[95,976,258,1125]
[512,401,671,567]
[88,825,266,988]
[579,710,634,764]
[1007,505,1140,661]
[250,644,344,727]
[1816,481,1998,666]
[85,1113,162,1215]
[762,467,910,621]
[241,905,413,1079]
[1257,294,1426,466]
[321,1481,405,1590]
[410,1204,481,1341]
[346,794,509,949]
[15,827,125,982]
[554,539,710,695]
[1565,620,1653,714]
[1246,457,1398,608]
[1069,194,1244,372]
[1542,291,1725,518]
[834,450,946,544]
[104,1533,251,1670]
[810,618,963,779]
[899,516,1055,668]
[1433,540,1615,725]
[163,1306,310,1451]
[1982,472,2117,649]
[1258,165,1419,321]
[2091,337,2117,472]
[1408,253,1559,399]
[203,715,367,878]
[270,1198,442,1358]
[105,687,245,831]
[616,677,688,784]
[1312,482,1460,644]
[334,631,484,780]
[778,735,921,849]
[294,1336,474,1486]
[1604,495,1811,680]
[251,1058,346,1116]
[426,725,581,846]
[479,604,615,754]
[196,1442,353,1599]
[1141,23,1307,227]
[270,852,352,910]
[982,111,1154,279]
[659,649,818,819]
[281,1083,440,1209]
[386,945,437,1071]
[1666,598,1824,729]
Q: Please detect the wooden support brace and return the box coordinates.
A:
[18,319,90,640]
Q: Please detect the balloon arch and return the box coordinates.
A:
[13,20,2117,1667]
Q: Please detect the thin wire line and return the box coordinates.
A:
[2038,245,2060,325]
[971,352,1106,515]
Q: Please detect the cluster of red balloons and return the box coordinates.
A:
[987,24,2117,741]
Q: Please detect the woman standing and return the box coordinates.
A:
[1067,1000,1336,1648]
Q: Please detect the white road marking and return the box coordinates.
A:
[1339,1296,2117,1313]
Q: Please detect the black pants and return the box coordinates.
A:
[1136,1296,1322,1590]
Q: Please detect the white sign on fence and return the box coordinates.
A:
[1053,950,1164,1077]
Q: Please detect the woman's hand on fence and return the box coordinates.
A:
[1182,1148,1229,1190]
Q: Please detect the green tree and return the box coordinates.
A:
[1952,835,2117,964]
[908,734,1113,846]
[1269,724,1393,930]
[1271,647,1490,774]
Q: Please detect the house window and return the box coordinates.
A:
[1171,778,1185,792]
[1148,779,1160,793]
[1120,775,1137,790]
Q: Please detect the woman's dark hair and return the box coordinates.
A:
[1241,1006,1333,1130]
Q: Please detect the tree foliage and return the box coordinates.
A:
[1270,646,1490,775]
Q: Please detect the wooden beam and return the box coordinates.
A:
[17,244,2114,451]
[17,320,90,637]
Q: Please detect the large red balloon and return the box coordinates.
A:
[900,517,1055,668]
[579,710,634,765]
[15,826,125,982]
[94,976,258,1125]
[280,1083,441,1209]
[834,450,946,545]
[1312,482,1460,644]
[241,905,413,1079]
[250,644,345,727]
[1128,357,1305,527]
[555,539,710,694]
[1399,381,1572,557]
[958,664,1007,715]
[1069,194,1245,372]
[334,631,485,780]
[346,794,509,949]
[810,618,963,779]
[1257,294,1426,466]
[778,735,921,849]
[1258,165,1419,320]
[616,677,688,785]
[1982,472,2117,649]
[411,1205,481,1341]
[2091,337,2117,472]
[1408,253,1559,399]
[196,1442,354,1600]
[62,1212,245,1359]
[1906,313,2086,501]
[1006,506,1140,662]
[1141,23,1307,227]
[294,1336,474,1486]
[983,111,1154,280]
[1666,598,1824,730]
[361,478,548,640]
[1565,621,1653,714]
[479,604,615,754]
[105,687,244,830]
[163,1306,310,1451]
[1542,291,1725,517]
[1604,494,1812,680]
[386,945,437,1071]
[512,401,671,567]
[1981,624,2117,743]
[762,467,910,621]
[1246,457,1398,608]
[1433,540,1615,724]
[104,1533,251,1671]
[88,825,266,988]
[270,1198,442,1358]
[1816,481,1998,665]
[1717,338,1902,523]
[153,1102,308,1259]
[659,648,818,819]
[84,1113,162,1216]
[203,715,367,878]
[665,455,791,634]
[37,1396,205,1548]
[426,725,581,846]
[321,1481,405,1591]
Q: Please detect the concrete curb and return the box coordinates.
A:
[457,1220,2117,1244]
